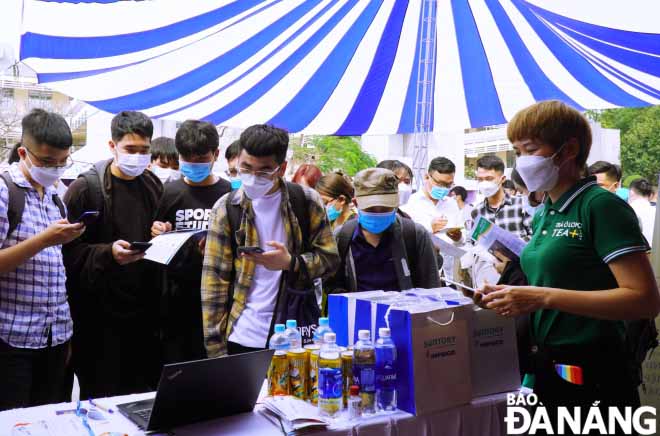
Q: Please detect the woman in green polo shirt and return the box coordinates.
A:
[479,101,660,421]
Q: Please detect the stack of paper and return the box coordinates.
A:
[259,396,329,435]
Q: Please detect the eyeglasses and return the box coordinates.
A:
[238,166,280,178]
[25,147,74,169]
[429,177,454,189]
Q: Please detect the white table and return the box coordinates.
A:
[0,390,510,436]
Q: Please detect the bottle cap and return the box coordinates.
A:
[324,332,336,343]
[379,327,391,338]
[286,319,297,329]
[350,385,360,396]
[358,330,370,340]
[319,317,329,326]
[274,324,285,333]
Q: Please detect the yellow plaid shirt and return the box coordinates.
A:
[201,180,340,357]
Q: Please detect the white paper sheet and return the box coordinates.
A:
[143,229,204,265]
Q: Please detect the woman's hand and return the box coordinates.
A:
[480,284,549,317]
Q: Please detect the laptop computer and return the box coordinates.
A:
[117,349,274,432]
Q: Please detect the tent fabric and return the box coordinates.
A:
[19,0,660,134]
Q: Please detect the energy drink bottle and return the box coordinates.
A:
[287,347,308,400]
[353,329,376,415]
[268,324,290,396]
[341,351,353,408]
[305,344,321,403]
[318,332,342,417]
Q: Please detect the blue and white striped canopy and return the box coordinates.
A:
[19,0,660,135]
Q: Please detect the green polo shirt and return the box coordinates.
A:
[521,176,650,348]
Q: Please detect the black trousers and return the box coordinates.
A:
[227,341,265,355]
[0,337,70,411]
[529,345,640,436]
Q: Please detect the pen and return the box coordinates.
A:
[89,397,114,414]
[443,278,477,295]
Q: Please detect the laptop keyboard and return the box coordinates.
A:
[135,408,152,421]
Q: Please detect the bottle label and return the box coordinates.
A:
[353,364,376,393]
[318,367,342,399]
[376,365,397,390]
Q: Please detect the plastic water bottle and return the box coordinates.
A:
[268,324,290,396]
[285,319,302,350]
[353,329,376,415]
[318,332,342,418]
[313,317,333,345]
[375,327,397,413]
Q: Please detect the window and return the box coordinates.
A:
[28,90,52,110]
[0,88,13,109]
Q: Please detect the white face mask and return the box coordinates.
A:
[24,154,66,187]
[398,182,412,205]
[116,150,151,177]
[477,180,500,198]
[151,166,173,183]
[240,173,274,199]
[515,147,564,193]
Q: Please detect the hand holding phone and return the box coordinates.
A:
[237,246,264,255]
[129,242,153,253]
[72,211,100,226]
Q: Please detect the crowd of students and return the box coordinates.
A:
[0,102,659,431]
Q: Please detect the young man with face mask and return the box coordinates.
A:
[471,155,532,241]
[151,120,231,364]
[401,157,463,240]
[63,111,163,398]
[202,124,340,357]
[326,168,440,295]
[149,136,180,184]
[220,140,242,190]
[0,110,84,410]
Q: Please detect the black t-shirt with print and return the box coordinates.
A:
[154,177,231,362]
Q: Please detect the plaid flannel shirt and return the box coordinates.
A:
[201,180,340,357]
[0,164,72,349]
[471,193,533,241]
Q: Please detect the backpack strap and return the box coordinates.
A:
[52,193,66,220]
[285,182,311,253]
[400,217,418,276]
[1,172,26,238]
[81,165,105,217]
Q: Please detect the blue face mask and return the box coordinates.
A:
[358,210,396,234]
[616,187,629,201]
[326,204,341,222]
[180,161,212,183]
[431,186,450,200]
[230,177,242,190]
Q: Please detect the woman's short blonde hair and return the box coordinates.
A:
[507,100,592,166]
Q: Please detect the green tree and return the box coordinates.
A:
[597,106,660,183]
[292,136,377,176]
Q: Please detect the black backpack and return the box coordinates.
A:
[1,172,66,237]
[225,182,320,345]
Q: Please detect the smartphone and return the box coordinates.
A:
[72,211,100,226]
[237,246,264,255]
[129,242,153,252]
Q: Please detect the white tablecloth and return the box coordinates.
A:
[0,389,511,436]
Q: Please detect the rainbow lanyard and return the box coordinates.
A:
[554,364,584,385]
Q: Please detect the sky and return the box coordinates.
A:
[0,0,22,64]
